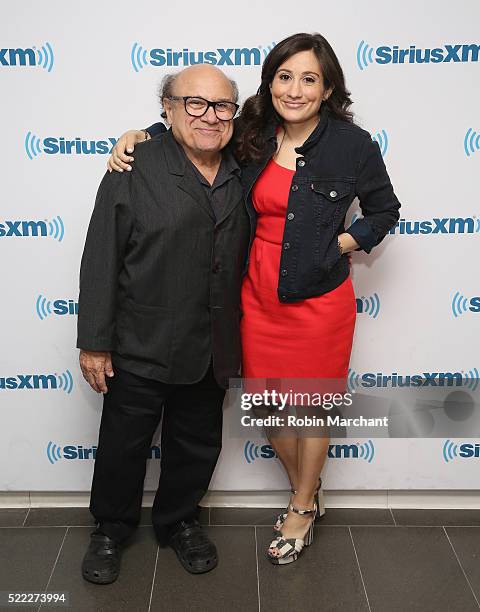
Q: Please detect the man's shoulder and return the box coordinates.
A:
[131,130,171,167]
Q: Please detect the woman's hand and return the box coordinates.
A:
[338,232,359,254]
[108,129,149,173]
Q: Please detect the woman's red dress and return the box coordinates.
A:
[240,159,357,379]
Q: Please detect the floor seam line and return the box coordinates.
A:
[147,545,159,612]
[38,526,69,611]
[22,507,31,527]
[389,507,397,526]
[254,527,261,612]
[349,527,372,612]
[443,526,480,609]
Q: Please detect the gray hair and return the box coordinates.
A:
[158,72,239,120]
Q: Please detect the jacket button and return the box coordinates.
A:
[283,242,290,250]
[330,190,338,198]
[281,269,288,277]
[287,212,295,220]
[212,263,220,273]
[291,184,298,191]
[297,159,305,167]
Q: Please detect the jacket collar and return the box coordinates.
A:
[163,128,188,176]
[162,129,215,221]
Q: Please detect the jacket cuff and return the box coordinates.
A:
[145,122,167,139]
[345,218,377,254]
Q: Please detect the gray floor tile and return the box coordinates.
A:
[0,508,28,527]
[210,506,285,525]
[257,525,369,611]
[351,526,479,611]
[25,508,95,528]
[24,506,208,528]
[210,507,394,526]
[41,526,157,612]
[319,508,394,526]
[0,527,66,592]
[392,509,480,527]
[149,526,258,612]
[445,527,480,604]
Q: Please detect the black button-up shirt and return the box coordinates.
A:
[185,147,241,220]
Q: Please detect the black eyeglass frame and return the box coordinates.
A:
[167,96,239,120]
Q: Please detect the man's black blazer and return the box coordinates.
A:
[77,130,250,388]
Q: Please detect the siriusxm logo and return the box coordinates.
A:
[356,294,380,318]
[244,440,375,463]
[25,132,117,159]
[351,213,480,235]
[46,441,161,464]
[464,128,480,157]
[36,296,78,320]
[451,292,480,317]
[442,439,480,463]
[389,217,480,235]
[244,440,277,463]
[130,41,276,71]
[0,217,64,241]
[357,41,480,70]
[372,130,388,156]
[327,440,375,462]
[1,370,73,394]
[348,368,479,392]
[0,43,54,72]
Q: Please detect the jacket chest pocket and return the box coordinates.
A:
[310,181,353,228]
[310,181,353,277]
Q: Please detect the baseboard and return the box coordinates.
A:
[1,490,479,509]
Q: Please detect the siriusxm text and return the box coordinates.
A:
[148,47,261,66]
[376,44,480,64]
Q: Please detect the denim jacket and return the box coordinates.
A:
[239,110,401,302]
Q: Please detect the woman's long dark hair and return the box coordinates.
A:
[234,32,354,163]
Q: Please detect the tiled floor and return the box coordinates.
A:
[1,507,480,611]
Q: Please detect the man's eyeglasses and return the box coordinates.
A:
[168,96,239,120]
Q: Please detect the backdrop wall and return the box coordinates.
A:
[1,0,479,492]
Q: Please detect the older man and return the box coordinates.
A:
[77,64,250,583]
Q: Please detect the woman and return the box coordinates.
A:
[107,32,401,565]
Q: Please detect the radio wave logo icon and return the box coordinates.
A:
[357,293,380,318]
[48,216,65,242]
[372,130,388,157]
[243,440,276,464]
[131,42,149,72]
[357,40,375,70]
[36,295,52,320]
[358,440,375,463]
[259,42,276,59]
[244,440,261,464]
[347,369,361,393]
[46,441,62,464]
[464,128,480,157]
[33,42,54,72]
[25,131,42,159]
[452,291,469,318]
[56,370,74,394]
[442,439,458,463]
[462,367,479,392]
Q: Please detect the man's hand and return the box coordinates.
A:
[108,129,149,173]
[79,350,114,393]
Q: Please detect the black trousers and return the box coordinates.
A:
[89,363,225,544]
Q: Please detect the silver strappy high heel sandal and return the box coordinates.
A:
[268,502,317,565]
[273,477,325,533]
